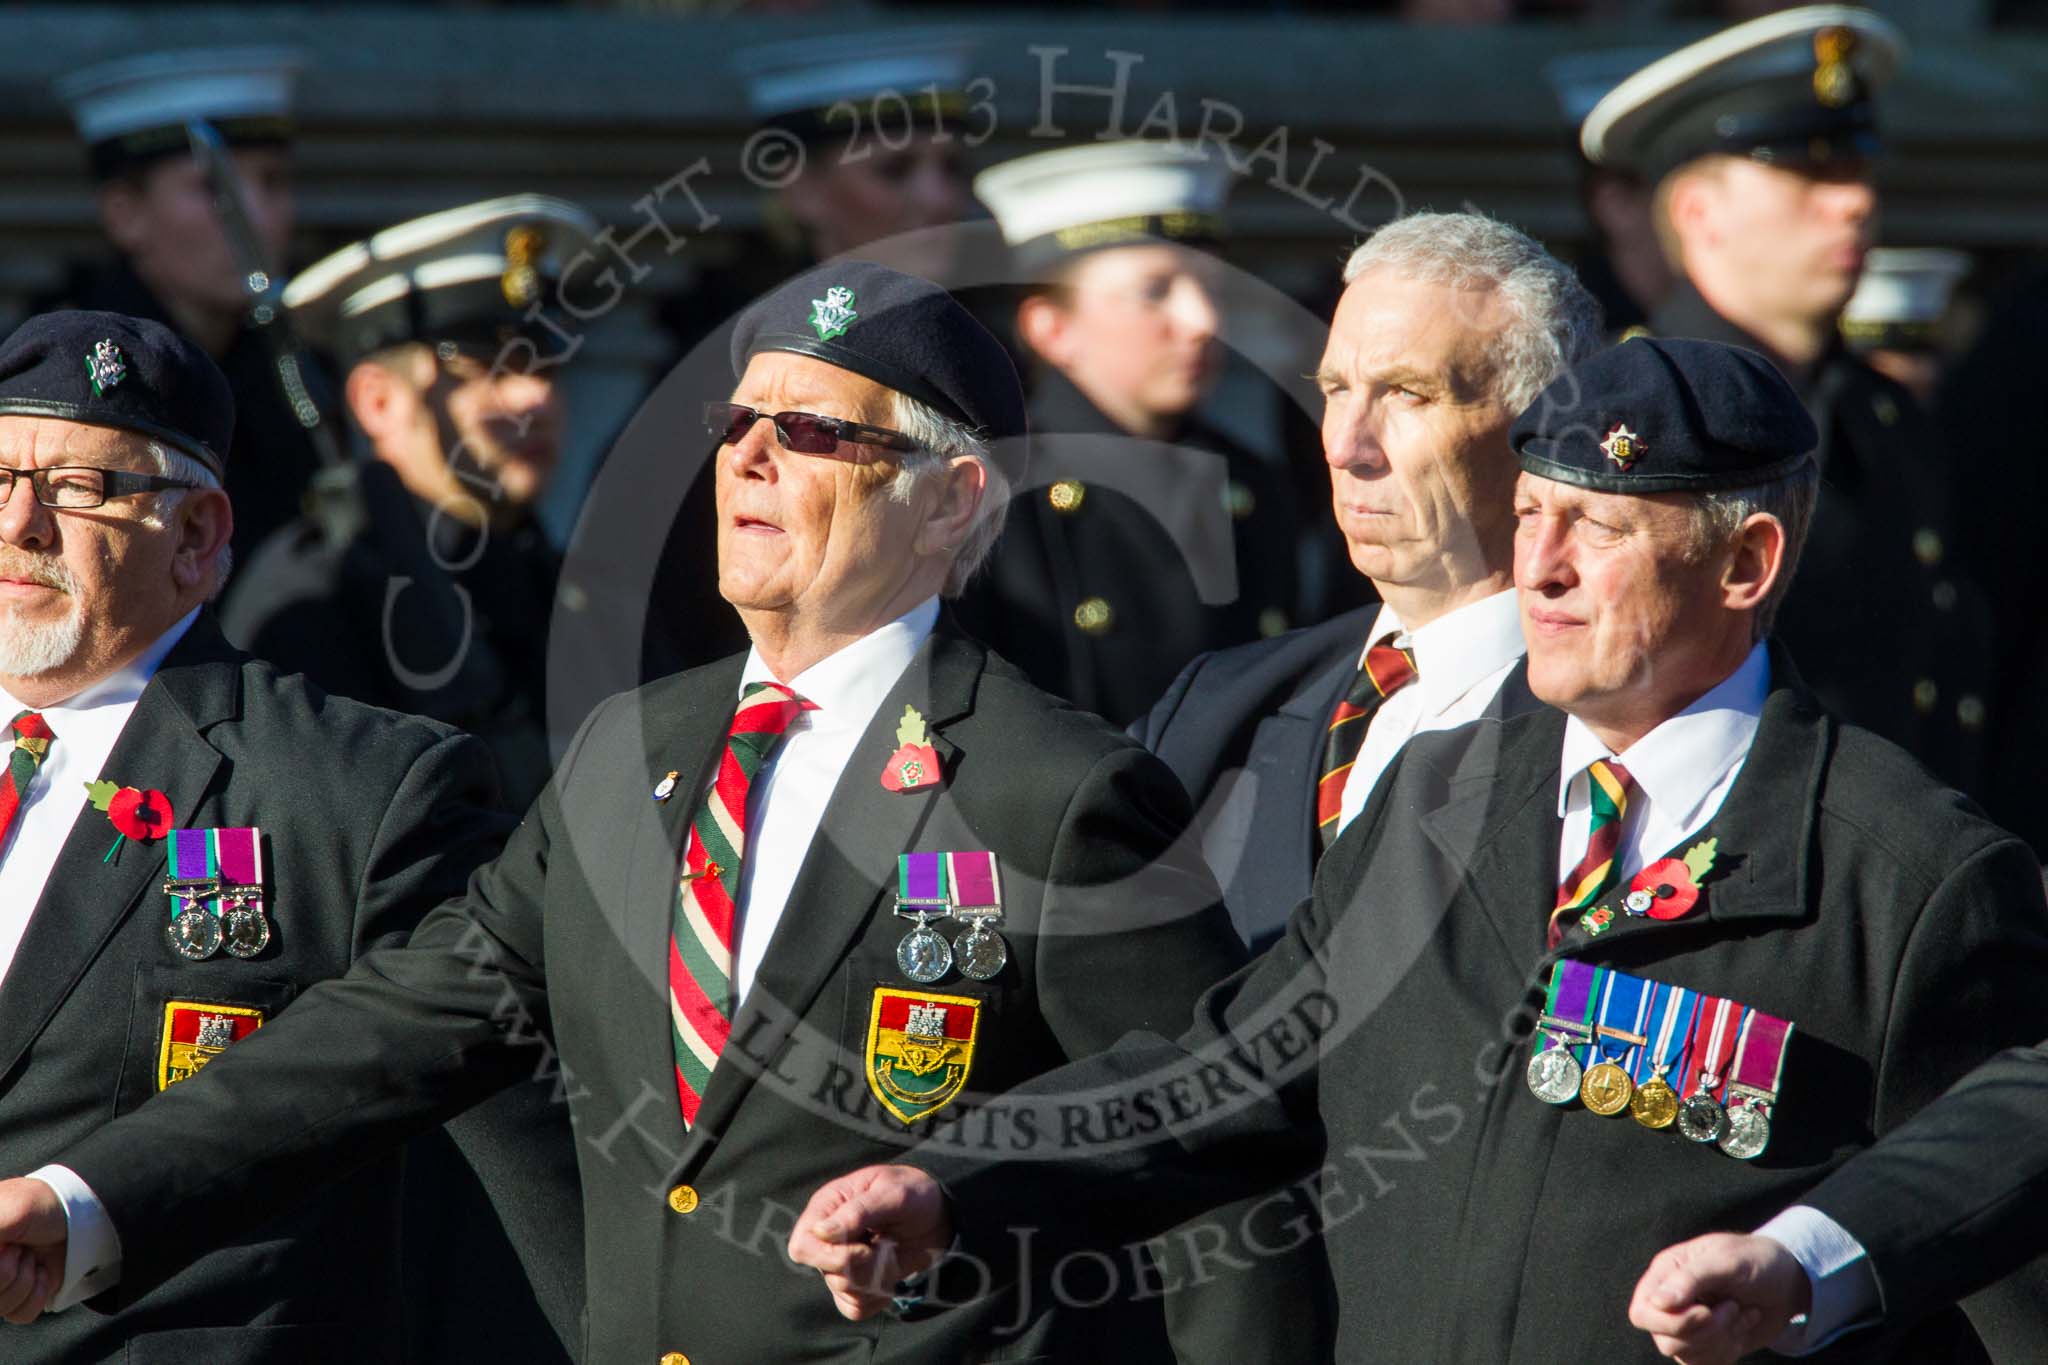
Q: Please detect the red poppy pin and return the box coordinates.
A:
[84,778,174,862]
[880,705,941,793]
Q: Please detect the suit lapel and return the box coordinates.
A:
[678,629,978,1158]
[1278,642,1359,886]
[0,621,238,1081]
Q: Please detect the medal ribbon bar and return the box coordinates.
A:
[896,851,949,909]
[1726,1008,1791,1104]
[166,827,221,916]
[215,826,263,904]
[945,850,1001,917]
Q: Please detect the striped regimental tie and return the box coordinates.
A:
[1548,759,1638,949]
[669,681,815,1127]
[1315,636,1419,852]
[0,711,53,851]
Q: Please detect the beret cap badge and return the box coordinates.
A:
[1600,423,1645,471]
[85,338,128,397]
[809,286,858,342]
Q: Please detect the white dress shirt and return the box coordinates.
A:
[728,596,937,1005]
[0,609,197,985]
[3,609,198,1311]
[1551,643,1879,1354]
[1337,590,1526,834]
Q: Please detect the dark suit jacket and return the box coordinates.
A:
[0,615,572,1365]
[58,624,1250,1364]
[1800,1045,2048,1343]
[921,652,2048,1362]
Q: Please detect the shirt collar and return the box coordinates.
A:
[0,607,200,720]
[1368,590,1524,714]
[739,597,940,733]
[1557,641,1771,821]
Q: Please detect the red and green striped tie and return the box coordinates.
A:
[1548,759,1637,948]
[669,681,815,1127]
[1315,636,1419,852]
[0,711,53,851]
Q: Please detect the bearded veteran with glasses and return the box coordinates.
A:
[0,264,1249,1365]
[0,310,513,1363]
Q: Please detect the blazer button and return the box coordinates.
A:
[661,1353,691,1365]
[666,1184,699,1215]
[1073,596,1114,635]
[1048,479,1086,513]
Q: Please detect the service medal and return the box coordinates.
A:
[1526,1042,1583,1105]
[893,852,953,984]
[953,923,1007,981]
[946,851,1007,983]
[1676,1093,1728,1144]
[896,924,953,984]
[220,894,271,959]
[1580,1061,1635,1115]
[168,906,223,961]
[1629,1076,1679,1129]
[1718,1103,1772,1160]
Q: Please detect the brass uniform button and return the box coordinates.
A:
[1872,394,1900,427]
[661,1353,691,1365]
[666,1184,699,1215]
[1912,679,1939,715]
[1048,479,1086,514]
[1912,528,1943,567]
[1959,695,1987,731]
[1258,607,1290,638]
[1224,480,1256,520]
[1073,596,1114,635]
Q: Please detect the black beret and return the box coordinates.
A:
[0,310,234,474]
[730,262,1028,481]
[1512,337,1816,495]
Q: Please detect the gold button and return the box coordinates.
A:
[1959,695,1987,731]
[1912,679,1939,715]
[1224,480,1256,520]
[661,1354,690,1365]
[666,1185,699,1215]
[1912,528,1943,567]
[1873,394,1900,427]
[1048,479,1086,514]
[1073,596,1114,635]
[1258,607,1290,638]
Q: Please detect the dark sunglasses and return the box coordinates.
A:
[704,401,919,459]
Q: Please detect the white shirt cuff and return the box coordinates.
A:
[1756,1204,1880,1355]
[26,1165,122,1311]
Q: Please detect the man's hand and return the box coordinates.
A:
[789,1165,953,1321]
[1629,1232,1811,1364]
[0,1178,68,1324]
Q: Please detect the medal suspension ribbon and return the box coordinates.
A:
[1681,995,1740,1102]
[1635,982,1699,1087]
[1726,1008,1792,1105]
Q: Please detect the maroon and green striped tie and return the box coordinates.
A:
[1548,759,1637,949]
[0,711,54,851]
[669,682,814,1127]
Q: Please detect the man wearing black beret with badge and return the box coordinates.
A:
[0,264,1249,1364]
[0,309,518,1362]
[789,336,2048,1361]
[1580,5,1997,803]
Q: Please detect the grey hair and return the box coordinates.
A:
[143,440,234,597]
[1341,210,1605,411]
[888,393,1010,598]
[1683,460,1820,641]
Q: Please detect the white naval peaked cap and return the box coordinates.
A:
[974,140,1233,264]
[736,29,974,122]
[283,194,600,364]
[57,45,301,146]
[1840,248,1970,351]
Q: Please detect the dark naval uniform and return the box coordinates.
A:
[960,368,1300,727]
[222,480,563,810]
[1646,284,1993,793]
[45,260,324,568]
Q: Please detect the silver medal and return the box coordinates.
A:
[954,922,1008,981]
[1526,1043,1583,1105]
[1717,1103,1772,1160]
[220,896,271,959]
[168,907,222,961]
[1676,1093,1729,1144]
[896,922,953,983]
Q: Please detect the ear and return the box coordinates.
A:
[1663,167,1717,256]
[1719,512,1787,615]
[1015,292,1074,368]
[912,456,988,561]
[97,183,146,254]
[345,360,414,455]
[169,488,234,596]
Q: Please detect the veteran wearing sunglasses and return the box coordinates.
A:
[0,309,513,1364]
[0,265,1249,1365]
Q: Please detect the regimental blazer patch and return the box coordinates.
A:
[158,1000,264,1090]
[865,987,979,1124]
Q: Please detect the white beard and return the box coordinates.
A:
[0,557,84,676]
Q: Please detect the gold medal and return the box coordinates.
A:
[1580,1061,1634,1116]
[1630,1075,1679,1129]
